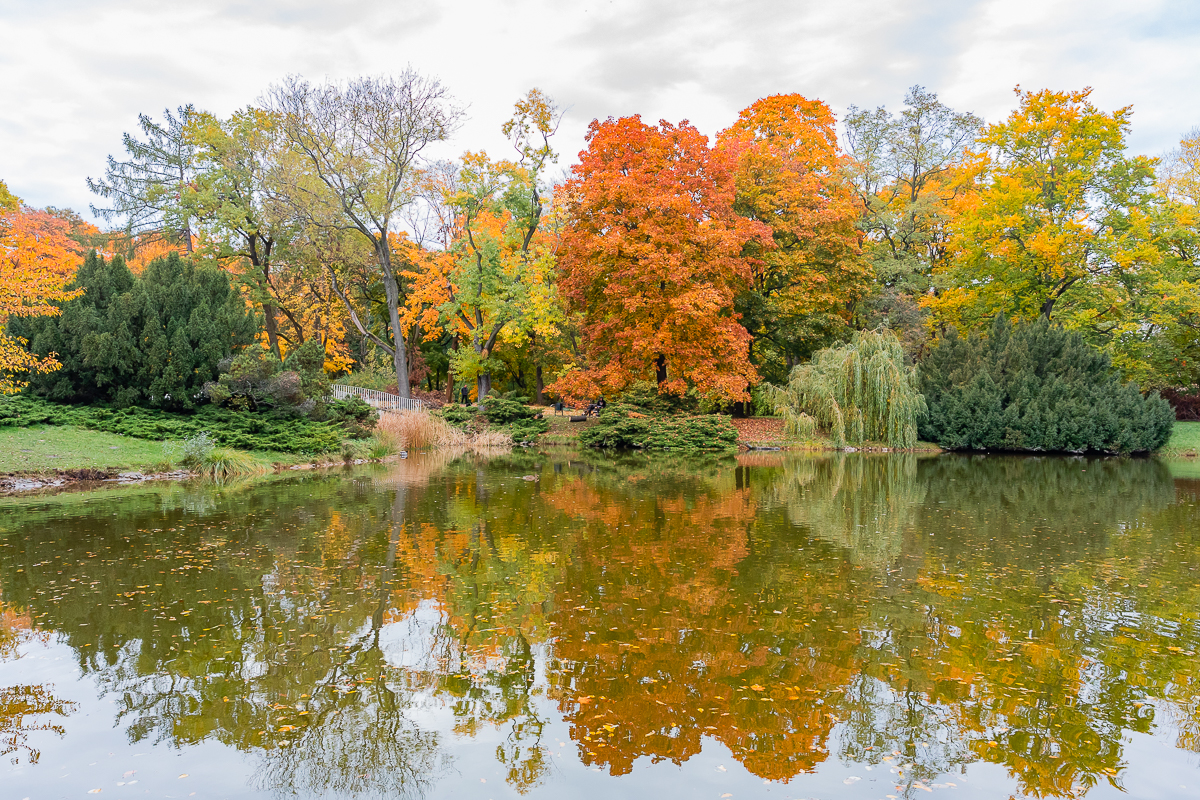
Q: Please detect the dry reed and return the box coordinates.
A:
[375,410,513,452]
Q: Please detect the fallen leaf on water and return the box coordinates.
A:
[88,791,102,795]
[179,773,189,779]
[844,776,861,784]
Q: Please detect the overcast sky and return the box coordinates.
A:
[2,0,1198,220]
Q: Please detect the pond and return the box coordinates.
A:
[1,451,1198,800]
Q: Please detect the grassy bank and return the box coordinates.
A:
[0,425,303,475]
[1163,421,1200,457]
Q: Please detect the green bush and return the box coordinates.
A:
[0,396,359,454]
[919,316,1175,454]
[204,339,331,417]
[178,432,216,465]
[508,417,549,445]
[481,392,549,443]
[9,251,257,409]
[480,393,536,424]
[438,403,476,427]
[579,405,738,452]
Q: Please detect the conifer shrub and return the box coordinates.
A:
[918,317,1174,454]
[9,251,257,409]
[0,395,358,454]
[437,403,476,427]
[481,392,549,444]
[578,405,738,452]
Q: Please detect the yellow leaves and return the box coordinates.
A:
[0,206,88,393]
[930,84,1165,353]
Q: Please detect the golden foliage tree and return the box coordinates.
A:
[0,187,85,393]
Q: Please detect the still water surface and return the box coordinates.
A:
[1,451,1198,800]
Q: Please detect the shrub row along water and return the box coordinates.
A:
[0,396,371,454]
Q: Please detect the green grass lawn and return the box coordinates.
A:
[0,426,172,472]
[0,425,303,474]
[1164,420,1200,457]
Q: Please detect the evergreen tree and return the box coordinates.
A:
[11,252,257,408]
[919,316,1174,454]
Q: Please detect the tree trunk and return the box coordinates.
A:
[1040,296,1056,320]
[535,364,544,405]
[655,354,667,385]
[263,303,282,360]
[379,244,410,398]
[477,372,492,399]
[445,336,458,403]
[249,240,281,360]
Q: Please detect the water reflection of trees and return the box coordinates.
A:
[0,595,75,765]
[0,452,1197,798]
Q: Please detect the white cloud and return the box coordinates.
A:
[0,0,1196,218]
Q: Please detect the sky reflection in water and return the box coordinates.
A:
[1,451,1199,799]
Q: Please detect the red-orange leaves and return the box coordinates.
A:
[556,116,767,403]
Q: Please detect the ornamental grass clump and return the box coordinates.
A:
[170,431,263,479]
[376,410,445,451]
[375,410,513,452]
[770,328,925,448]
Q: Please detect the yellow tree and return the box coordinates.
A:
[0,183,85,393]
[926,89,1162,346]
[1146,128,1200,388]
[407,89,565,400]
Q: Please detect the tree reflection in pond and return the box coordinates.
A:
[0,596,75,765]
[0,451,1196,799]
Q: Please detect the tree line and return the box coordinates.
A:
[3,76,1198,406]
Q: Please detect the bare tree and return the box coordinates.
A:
[265,73,462,397]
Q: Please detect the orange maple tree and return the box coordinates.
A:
[553,116,768,403]
[718,95,869,368]
[0,191,85,393]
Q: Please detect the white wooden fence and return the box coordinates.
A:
[330,384,426,412]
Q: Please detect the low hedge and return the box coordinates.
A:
[0,396,362,454]
[578,404,738,452]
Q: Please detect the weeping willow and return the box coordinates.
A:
[769,329,926,448]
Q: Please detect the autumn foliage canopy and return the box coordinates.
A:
[554,116,768,403]
[0,192,85,394]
